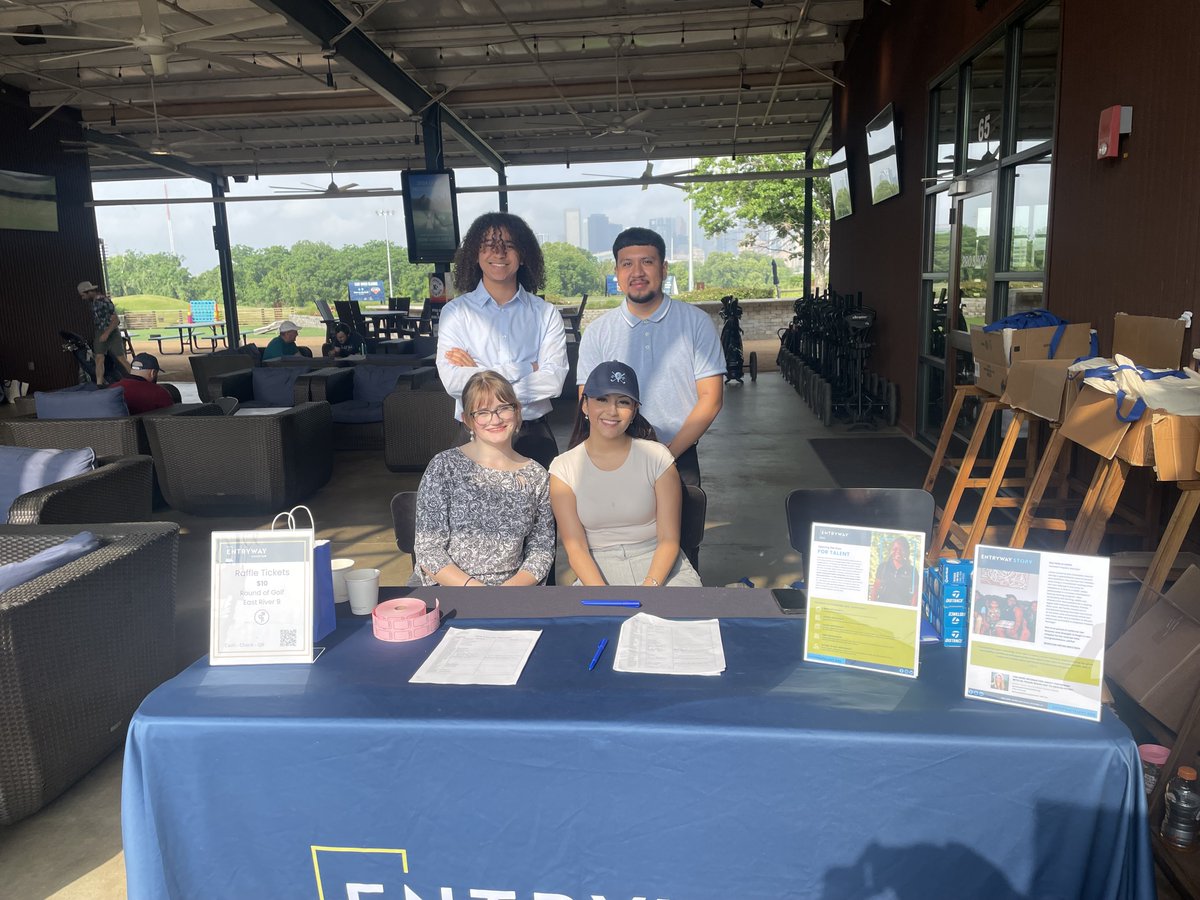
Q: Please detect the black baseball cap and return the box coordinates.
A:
[130,353,161,372]
[583,360,640,402]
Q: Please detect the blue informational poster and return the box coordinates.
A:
[605,274,619,296]
[348,280,386,304]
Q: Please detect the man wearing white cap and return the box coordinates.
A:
[78,279,131,379]
[263,320,302,360]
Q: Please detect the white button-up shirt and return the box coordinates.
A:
[436,281,568,421]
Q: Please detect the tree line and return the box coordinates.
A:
[104,242,805,307]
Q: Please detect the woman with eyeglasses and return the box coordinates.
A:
[549,360,702,587]
[410,370,555,587]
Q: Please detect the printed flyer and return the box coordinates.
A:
[965,545,1108,721]
[802,523,925,678]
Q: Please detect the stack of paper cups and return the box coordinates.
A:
[331,558,355,603]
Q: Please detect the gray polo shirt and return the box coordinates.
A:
[577,295,724,445]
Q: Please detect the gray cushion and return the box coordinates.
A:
[331,400,384,424]
[36,384,128,419]
[0,446,96,518]
[353,365,405,404]
[251,366,307,407]
[0,531,101,593]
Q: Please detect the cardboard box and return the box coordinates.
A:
[1059,384,1135,459]
[1107,566,1200,732]
[1113,314,1186,369]
[1002,358,1078,422]
[970,323,1093,397]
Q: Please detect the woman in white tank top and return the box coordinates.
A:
[548,360,701,587]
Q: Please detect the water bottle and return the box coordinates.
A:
[1161,766,1200,851]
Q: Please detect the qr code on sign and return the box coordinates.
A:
[280,628,297,647]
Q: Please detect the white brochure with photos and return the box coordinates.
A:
[965,545,1108,721]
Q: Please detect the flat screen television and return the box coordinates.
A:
[401,169,461,264]
[0,169,57,232]
[828,147,852,220]
[865,103,900,204]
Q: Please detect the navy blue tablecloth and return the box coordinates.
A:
[122,615,1153,899]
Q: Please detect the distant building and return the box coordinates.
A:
[564,209,582,249]
[649,216,686,259]
[587,213,622,253]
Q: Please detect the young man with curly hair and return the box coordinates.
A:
[436,211,568,468]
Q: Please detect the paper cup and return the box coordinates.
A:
[331,558,355,603]
[345,568,381,615]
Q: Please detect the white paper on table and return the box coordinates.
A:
[612,612,726,676]
[409,628,542,685]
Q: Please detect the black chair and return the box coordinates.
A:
[388,297,412,314]
[314,299,339,343]
[334,300,377,349]
[681,483,707,572]
[784,488,935,594]
[561,294,588,339]
[390,491,417,571]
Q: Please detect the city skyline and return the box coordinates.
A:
[90,158,762,275]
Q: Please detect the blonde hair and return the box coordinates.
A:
[462,370,523,432]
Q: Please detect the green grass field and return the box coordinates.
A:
[114,294,190,311]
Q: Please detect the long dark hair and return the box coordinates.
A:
[452,212,545,294]
[568,395,659,449]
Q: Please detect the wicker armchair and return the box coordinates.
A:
[0,522,178,826]
[205,367,312,409]
[383,382,461,471]
[142,402,333,515]
[308,365,439,450]
[0,405,222,508]
[7,455,155,525]
[189,346,263,402]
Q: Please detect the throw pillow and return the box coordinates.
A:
[35,385,128,419]
[0,531,101,593]
[0,446,96,519]
[251,367,307,407]
[353,365,405,404]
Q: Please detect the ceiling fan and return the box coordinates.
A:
[271,162,391,196]
[6,0,302,77]
[582,36,657,140]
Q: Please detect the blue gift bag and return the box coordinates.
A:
[272,505,337,644]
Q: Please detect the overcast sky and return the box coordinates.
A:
[91,158,699,274]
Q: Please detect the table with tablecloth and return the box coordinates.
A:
[121,586,1153,899]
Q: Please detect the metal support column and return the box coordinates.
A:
[803,150,814,300]
[211,179,241,347]
[498,167,508,212]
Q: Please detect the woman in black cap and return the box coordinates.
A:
[549,360,701,587]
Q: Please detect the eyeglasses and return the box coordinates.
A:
[469,403,517,423]
[480,239,516,255]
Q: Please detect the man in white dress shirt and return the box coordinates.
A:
[437,212,568,468]
[577,227,724,485]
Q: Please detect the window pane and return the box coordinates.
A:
[923,279,950,357]
[933,76,959,177]
[1015,2,1059,152]
[957,191,993,330]
[1008,158,1051,271]
[920,362,946,440]
[928,191,952,272]
[1003,281,1045,317]
[967,38,1005,169]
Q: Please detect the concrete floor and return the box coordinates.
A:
[0,346,921,898]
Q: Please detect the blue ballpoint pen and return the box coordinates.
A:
[588,638,609,671]
[580,600,642,608]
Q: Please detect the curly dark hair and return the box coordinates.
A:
[452,212,545,294]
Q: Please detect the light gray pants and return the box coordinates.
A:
[587,538,702,587]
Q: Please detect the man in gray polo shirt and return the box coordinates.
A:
[577,227,724,485]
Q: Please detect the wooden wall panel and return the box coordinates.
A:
[829,0,1025,434]
[1047,0,1200,358]
[0,88,102,392]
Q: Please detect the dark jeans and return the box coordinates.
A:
[675,444,701,487]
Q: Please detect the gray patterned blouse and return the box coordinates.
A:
[410,447,555,586]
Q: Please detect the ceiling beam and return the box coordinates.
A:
[246,0,503,171]
[85,131,223,182]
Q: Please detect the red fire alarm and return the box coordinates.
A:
[1098,105,1133,159]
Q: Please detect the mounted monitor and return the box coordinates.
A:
[0,169,58,232]
[866,104,900,204]
[401,169,461,264]
[828,147,852,220]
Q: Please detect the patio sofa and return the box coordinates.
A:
[0,522,178,825]
[2,447,155,525]
[307,364,438,450]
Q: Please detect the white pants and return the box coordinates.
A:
[587,538,702,587]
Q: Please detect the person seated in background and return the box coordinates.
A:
[410,370,555,587]
[263,320,302,360]
[321,323,365,358]
[106,352,174,414]
[549,360,701,587]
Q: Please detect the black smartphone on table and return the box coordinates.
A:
[771,588,808,615]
